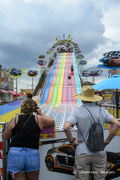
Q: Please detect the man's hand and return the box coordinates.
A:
[70,140,79,148]
[104,139,109,148]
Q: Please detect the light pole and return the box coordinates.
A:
[16,78,18,101]
[32,77,33,92]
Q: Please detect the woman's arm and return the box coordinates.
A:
[40,115,55,128]
[2,117,15,140]
[36,107,55,129]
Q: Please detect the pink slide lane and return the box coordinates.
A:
[62,59,68,104]
[62,85,67,104]
[71,76,77,103]
[67,58,72,103]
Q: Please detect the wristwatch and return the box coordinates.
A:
[70,139,74,143]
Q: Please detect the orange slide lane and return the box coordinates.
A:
[46,76,57,104]
[46,85,54,104]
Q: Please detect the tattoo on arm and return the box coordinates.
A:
[5,118,14,131]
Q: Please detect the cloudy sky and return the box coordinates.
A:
[1,0,120,92]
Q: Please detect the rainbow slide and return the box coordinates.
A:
[0,52,82,130]
[39,52,82,130]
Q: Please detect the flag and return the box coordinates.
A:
[55,36,58,41]
[68,34,71,39]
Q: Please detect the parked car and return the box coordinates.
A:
[45,144,75,175]
[45,144,120,179]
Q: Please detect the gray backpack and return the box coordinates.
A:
[83,107,104,152]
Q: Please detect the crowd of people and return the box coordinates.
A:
[3,86,120,180]
[57,47,73,53]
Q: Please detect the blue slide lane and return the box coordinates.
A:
[0,99,23,116]
[40,55,60,104]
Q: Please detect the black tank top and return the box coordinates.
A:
[10,114,41,149]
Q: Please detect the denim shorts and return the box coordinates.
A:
[7,147,40,174]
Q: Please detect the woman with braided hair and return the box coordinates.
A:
[3,98,55,180]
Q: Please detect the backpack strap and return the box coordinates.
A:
[84,106,100,124]
[79,106,101,142]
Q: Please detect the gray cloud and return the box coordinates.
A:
[0,0,120,90]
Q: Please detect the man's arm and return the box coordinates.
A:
[104,117,120,147]
[64,121,74,142]
[64,121,79,146]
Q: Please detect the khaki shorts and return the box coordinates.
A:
[74,153,107,180]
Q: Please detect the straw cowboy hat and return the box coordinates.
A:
[73,85,103,102]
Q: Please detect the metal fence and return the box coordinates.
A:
[0,106,119,180]
[101,103,117,118]
[0,122,9,180]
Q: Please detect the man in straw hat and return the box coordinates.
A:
[64,85,120,180]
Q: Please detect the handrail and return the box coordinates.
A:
[102,103,116,107]
[101,103,119,118]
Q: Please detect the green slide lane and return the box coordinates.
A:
[51,56,64,104]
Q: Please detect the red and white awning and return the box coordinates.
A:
[0,89,9,93]
[8,90,15,94]
[0,89,15,93]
